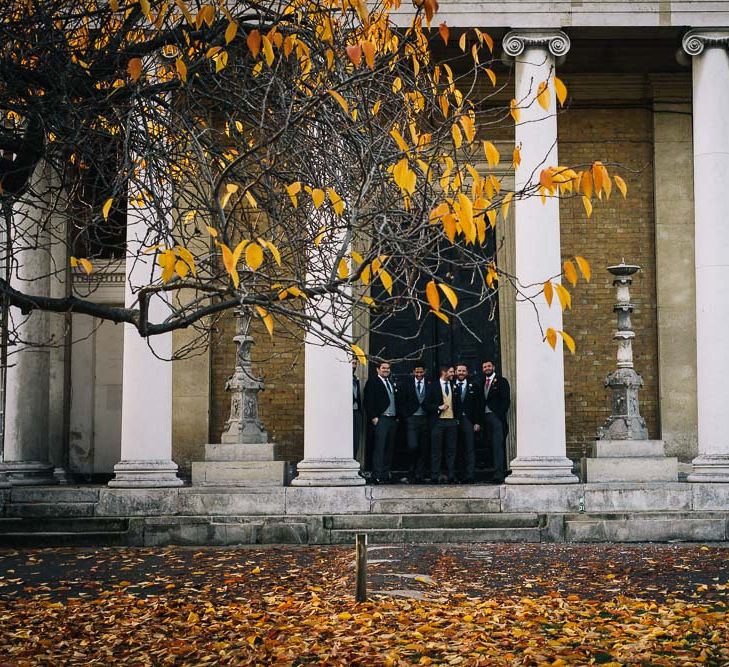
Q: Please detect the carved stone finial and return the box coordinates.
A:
[681,29,729,56]
[502,29,571,59]
[221,307,268,444]
[597,263,649,441]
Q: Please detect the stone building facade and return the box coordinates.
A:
[2,2,728,487]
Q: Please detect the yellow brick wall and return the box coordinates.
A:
[559,108,659,460]
[210,313,305,461]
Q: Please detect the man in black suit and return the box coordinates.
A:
[399,363,430,483]
[425,364,458,483]
[482,359,511,483]
[363,361,399,483]
[352,358,362,460]
[453,363,482,483]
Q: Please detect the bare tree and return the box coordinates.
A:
[0,0,623,363]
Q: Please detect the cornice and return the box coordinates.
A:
[681,29,729,56]
[502,29,571,59]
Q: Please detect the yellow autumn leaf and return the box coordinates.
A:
[582,195,593,218]
[361,40,375,69]
[337,258,349,279]
[220,243,239,288]
[438,283,458,309]
[327,89,349,114]
[544,281,554,307]
[614,175,628,198]
[127,57,143,81]
[247,29,261,57]
[536,81,550,111]
[563,259,578,287]
[225,21,238,45]
[175,57,187,83]
[259,238,281,266]
[512,145,521,167]
[560,330,576,354]
[176,246,197,277]
[451,123,462,148]
[351,343,367,365]
[327,188,345,216]
[510,99,520,123]
[79,258,93,275]
[457,192,475,244]
[425,279,440,312]
[554,283,572,310]
[351,250,364,264]
[102,197,113,221]
[255,305,273,336]
[483,141,500,168]
[219,183,238,208]
[575,255,591,282]
[206,225,218,237]
[501,191,513,220]
[460,115,475,143]
[545,327,558,350]
[554,76,567,106]
[432,310,449,324]
[286,181,301,207]
[245,242,264,270]
[311,188,325,208]
[262,35,274,66]
[458,32,466,52]
[484,68,496,86]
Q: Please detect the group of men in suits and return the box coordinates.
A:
[354,359,510,485]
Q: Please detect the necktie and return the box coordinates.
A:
[459,381,465,399]
[385,379,393,395]
[417,380,422,397]
[444,382,449,396]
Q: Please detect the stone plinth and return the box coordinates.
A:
[586,439,678,482]
[191,443,289,487]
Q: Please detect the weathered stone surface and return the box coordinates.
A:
[372,498,501,514]
[191,461,288,486]
[260,521,308,544]
[178,488,286,515]
[5,502,96,518]
[566,515,727,542]
[203,442,283,462]
[692,483,729,510]
[369,485,501,500]
[10,486,100,503]
[329,527,542,544]
[591,440,666,458]
[586,457,678,482]
[285,486,371,514]
[584,483,692,512]
[501,485,581,513]
[97,488,181,516]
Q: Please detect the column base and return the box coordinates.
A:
[506,456,579,484]
[687,455,729,482]
[291,458,365,486]
[0,461,58,486]
[108,460,184,488]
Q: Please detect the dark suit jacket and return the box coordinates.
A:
[424,379,456,418]
[453,380,483,424]
[399,378,430,419]
[363,375,400,419]
[483,375,511,422]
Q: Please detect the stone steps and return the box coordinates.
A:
[0,517,131,547]
[324,512,540,530]
[5,502,97,518]
[329,526,543,544]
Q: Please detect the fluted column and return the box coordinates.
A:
[502,30,577,484]
[682,30,729,482]
[2,164,58,485]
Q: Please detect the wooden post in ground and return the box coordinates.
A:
[355,533,367,602]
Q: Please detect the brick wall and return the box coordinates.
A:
[559,107,659,460]
[210,314,305,461]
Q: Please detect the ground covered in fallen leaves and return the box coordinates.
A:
[0,543,727,665]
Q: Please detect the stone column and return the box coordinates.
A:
[292,299,363,486]
[108,196,182,488]
[502,30,577,484]
[682,30,729,481]
[2,164,57,485]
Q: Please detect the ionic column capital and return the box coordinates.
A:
[681,29,729,56]
[502,29,571,59]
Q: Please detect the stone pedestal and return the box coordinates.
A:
[192,443,289,486]
[586,440,678,482]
